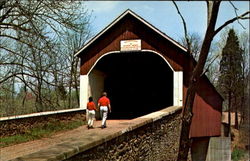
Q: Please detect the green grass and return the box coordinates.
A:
[0,120,86,148]
[231,147,245,161]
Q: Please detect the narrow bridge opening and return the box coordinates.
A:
[90,51,173,119]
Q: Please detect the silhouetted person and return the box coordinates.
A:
[98,92,111,128]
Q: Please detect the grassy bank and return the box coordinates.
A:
[231,127,249,161]
[0,119,86,148]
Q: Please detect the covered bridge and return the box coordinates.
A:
[75,9,223,138]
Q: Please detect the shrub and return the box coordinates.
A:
[231,147,245,161]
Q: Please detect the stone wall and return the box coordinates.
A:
[0,110,86,137]
[66,110,181,161]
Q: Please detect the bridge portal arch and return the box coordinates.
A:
[80,50,183,119]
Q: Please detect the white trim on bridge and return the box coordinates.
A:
[0,108,84,121]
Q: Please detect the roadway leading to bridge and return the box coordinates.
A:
[1,120,130,161]
[0,106,181,161]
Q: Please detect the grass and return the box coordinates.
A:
[231,147,246,161]
[0,120,86,148]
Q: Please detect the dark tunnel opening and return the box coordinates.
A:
[93,51,173,119]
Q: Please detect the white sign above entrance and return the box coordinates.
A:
[120,39,141,51]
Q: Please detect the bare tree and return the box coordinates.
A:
[172,1,250,160]
[179,32,220,85]
[239,32,249,126]
[0,1,91,115]
[179,32,202,61]
[0,0,89,83]
[60,26,92,108]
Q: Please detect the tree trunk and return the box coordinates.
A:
[68,61,73,108]
[74,57,80,106]
[235,111,238,129]
[228,92,231,136]
[234,96,239,129]
[68,82,72,108]
[239,94,245,129]
[54,71,60,108]
[11,76,15,112]
[22,85,27,108]
[177,1,221,160]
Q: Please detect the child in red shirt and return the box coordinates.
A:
[87,97,97,129]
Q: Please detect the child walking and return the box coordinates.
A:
[87,97,97,129]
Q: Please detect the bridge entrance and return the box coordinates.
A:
[77,9,222,139]
[89,51,173,119]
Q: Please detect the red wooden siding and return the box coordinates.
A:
[80,14,185,75]
[191,76,222,137]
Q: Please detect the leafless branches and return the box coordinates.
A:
[214,11,250,37]
[229,1,246,29]
[0,1,91,116]
[172,0,191,53]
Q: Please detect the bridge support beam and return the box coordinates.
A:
[173,71,183,106]
[80,75,89,109]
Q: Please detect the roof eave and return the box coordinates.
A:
[74,9,188,57]
[74,10,133,57]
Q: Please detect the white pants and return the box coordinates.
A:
[87,110,95,127]
[100,106,108,126]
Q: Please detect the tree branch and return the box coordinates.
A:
[202,54,219,76]
[213,11,250,37]
[172,0,191,53]
[0,34,51,54]
[0,71,58,87]
[0,1,13,23]
[0,46,34,62]
[229,1,246,29]
[15,75,38,98]
[0,22,32,32]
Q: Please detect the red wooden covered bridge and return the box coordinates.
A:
[75,10,223,139]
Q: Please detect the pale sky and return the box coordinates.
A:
[84,1,249,42]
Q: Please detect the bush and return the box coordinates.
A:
[231,147,245,161]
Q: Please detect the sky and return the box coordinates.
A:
[83,1,249,43]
